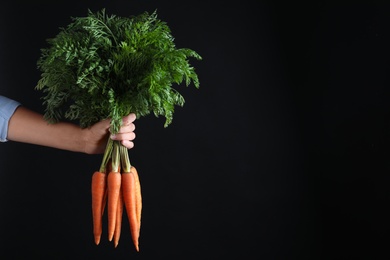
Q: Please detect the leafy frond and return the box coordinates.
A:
[36,9,201,133]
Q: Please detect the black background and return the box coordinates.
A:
[1,1,390,259]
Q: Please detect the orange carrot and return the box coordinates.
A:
[101,160,112,216]
[118,144,142,251]
[107,141,122,242]
[113,185,124,248]
[131,166,142,233]
[107,169,121,241]
[91,138,116,245]
[122,169,139,251]
[91,170,107,245]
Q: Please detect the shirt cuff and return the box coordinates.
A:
[0,96,21,142]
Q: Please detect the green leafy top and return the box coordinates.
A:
[36,9,201,133]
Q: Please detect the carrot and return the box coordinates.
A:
[101,160,112,216]
[91,138,114,245]
[107,170,121,241]
[131,166,142,233]
[113,185,124,248]
[121,170,139,251]
[119,145,141,251]
[107,142,121,242]
[91,170,107,245]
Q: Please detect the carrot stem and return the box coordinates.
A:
[120,144,131,173]
[99,137,114,173]
[111,141,120,172]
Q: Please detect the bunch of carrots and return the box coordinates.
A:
[91,138,142,251]
[34,9,201,252]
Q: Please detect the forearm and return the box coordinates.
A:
[7,106,87,152]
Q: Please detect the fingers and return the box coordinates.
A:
[117,121,135,133]
[110,113,136,149]
[117,114,136,134]
[122,113,136,126]
[111,131,136,142]
[120,139,135,149]
[111,132,136,149]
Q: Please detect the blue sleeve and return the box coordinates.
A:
[0,95,21,142]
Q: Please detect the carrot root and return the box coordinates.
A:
[132,166,142,235]
[107,171,122,241]
[113,186,124,248]
[122,170,139,251]
[91,171,107,245]
[122,167,140,252]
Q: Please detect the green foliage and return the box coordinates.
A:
[36,9,201,133]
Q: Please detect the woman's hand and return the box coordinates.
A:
[83,113,136,154]
[7,106,137,154]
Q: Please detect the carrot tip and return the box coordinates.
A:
[94,236,101,245]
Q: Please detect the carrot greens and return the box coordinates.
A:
[36,8,201,133]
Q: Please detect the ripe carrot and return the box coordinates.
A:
[91,170,107,245]
[101,160,112,216]
[119,144,141,251]
[91,139,112,245]
[113,185,124,248]
[121,170,139,251]
[107,141,122,242]
[131,166,142,233]
[107,169,121,241]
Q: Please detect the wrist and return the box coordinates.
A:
[80,127,92,154]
